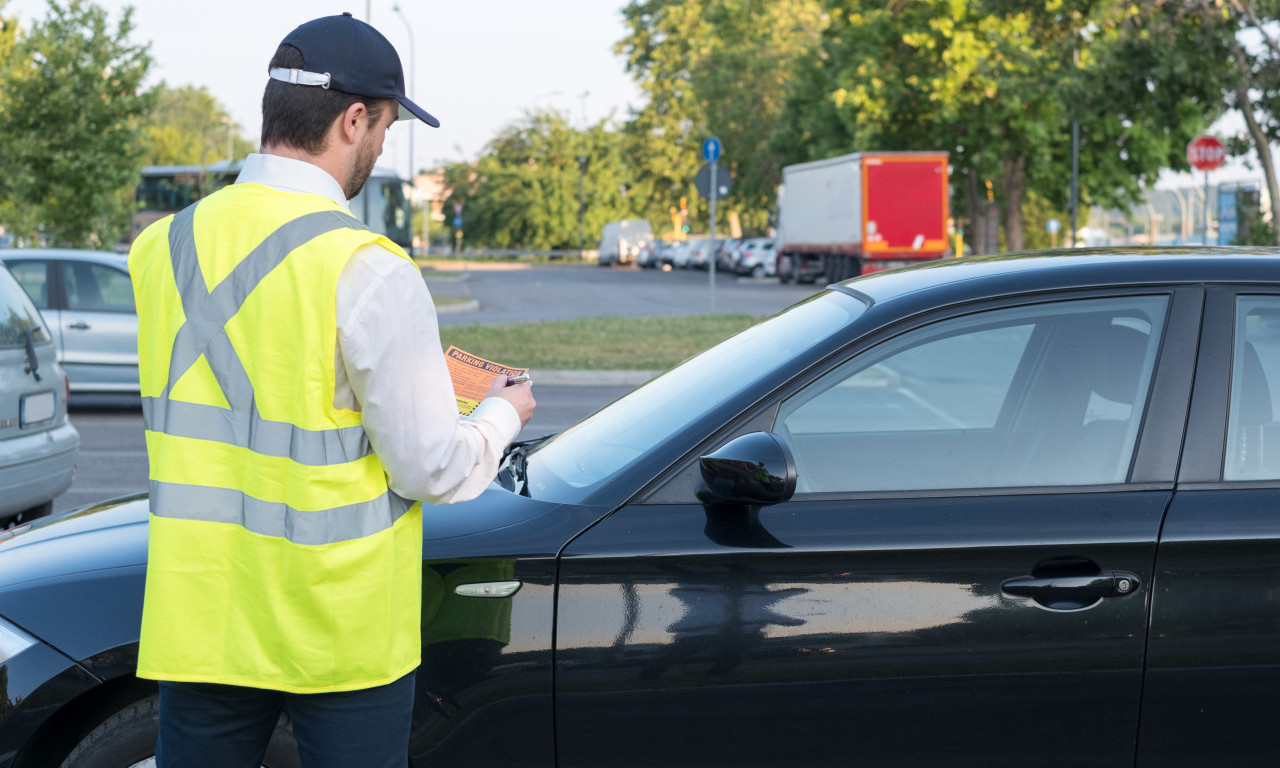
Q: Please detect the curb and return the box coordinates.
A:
[435,299,481,315]
[530,369,660,387]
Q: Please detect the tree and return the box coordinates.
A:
[1166,1,1280,245]
[0,0,24,237]
[145,84,255,167]
[616,0,825,236]
[0,0,153,247]
[440,109,631,250]
[770,0,1228,252]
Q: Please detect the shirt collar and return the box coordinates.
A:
[236,153,349,211]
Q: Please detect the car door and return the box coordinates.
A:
[1137,287,1280,767]
[55,259,137,391]
[555,288,1200,768]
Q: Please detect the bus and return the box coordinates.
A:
[131,161,240,243]
[131,162,416,254]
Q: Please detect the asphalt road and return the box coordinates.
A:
[58,262,824,513]
[430,262,818,324]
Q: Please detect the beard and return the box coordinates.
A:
[343,133,380,200]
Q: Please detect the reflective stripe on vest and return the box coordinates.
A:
[144,202,411,545]
[150,482,413,546]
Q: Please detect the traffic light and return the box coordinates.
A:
[680,196,689,234]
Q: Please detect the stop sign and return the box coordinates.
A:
[1187,135,1226,172]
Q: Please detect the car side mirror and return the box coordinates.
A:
[697,431,797,507]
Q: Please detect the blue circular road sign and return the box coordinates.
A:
[701,136,722,163]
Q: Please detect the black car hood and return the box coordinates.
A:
[0,494,149,591]
[0,486,602,663]
[0,494,149,664]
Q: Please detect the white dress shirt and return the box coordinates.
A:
[236,153,521,504]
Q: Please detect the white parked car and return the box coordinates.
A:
[669,238,704,269]
[0,259,79,525]
[737,238,777,277]
[4,249,138,393]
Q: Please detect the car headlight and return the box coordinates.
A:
[0,616,37,664]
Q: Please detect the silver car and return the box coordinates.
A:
[4,249,138,393]
[0,260,79,523]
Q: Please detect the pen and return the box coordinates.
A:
[507,374,532,386]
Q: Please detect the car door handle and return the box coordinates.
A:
[67,322,90,330]
[1002,571,1141,609]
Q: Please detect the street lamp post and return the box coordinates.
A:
[1187,185,1205,243]
[578,91,589,256]
[220,115,234,163]
[1170,188,1189,242]
[392,4,418,253]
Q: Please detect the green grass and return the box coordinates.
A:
[439,314,761,370]
[419,268,465,279]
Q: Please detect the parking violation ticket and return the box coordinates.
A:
[444,346,528,416]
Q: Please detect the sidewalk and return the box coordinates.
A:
[529,369,659,387]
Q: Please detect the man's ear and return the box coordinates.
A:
[338,101,369,145]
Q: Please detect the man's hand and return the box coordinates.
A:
[484,374,536,428]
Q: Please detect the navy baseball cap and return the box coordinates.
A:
[268,12,439,127]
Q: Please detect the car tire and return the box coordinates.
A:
[61,697,300,768]
[751,264,765,278]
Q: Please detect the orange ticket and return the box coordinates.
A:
[444,346,528,415]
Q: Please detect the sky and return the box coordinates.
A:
[5,0,645,176]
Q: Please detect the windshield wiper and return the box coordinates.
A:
[23,328,41,382]
[498,433,556,497]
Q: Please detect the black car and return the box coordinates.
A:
[3,248,1280,767]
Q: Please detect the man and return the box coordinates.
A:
[128,13,535,768]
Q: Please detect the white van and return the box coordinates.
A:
[598,220,654,266]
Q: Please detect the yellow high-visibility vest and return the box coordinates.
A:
[130,183,422,693]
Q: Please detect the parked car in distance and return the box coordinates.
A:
[10,248,1280,766]
[644,239,676,269]
[668,237,704,269]
[0,260,79,527]
[736,237,777,277]
[714,237,741,272]
[686,238,720,270]
[636,239,671,269]
[4,249,138,393]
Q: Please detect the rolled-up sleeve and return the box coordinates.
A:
[337,245,521,504]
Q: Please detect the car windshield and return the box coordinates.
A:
[524,290,868,502]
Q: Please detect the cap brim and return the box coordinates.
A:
[397,98,439,128]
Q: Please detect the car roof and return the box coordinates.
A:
[847,247,1280,308]
[0,248,129,268]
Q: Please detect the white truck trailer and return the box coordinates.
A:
[775,151,950,283]
[598,219,654,266]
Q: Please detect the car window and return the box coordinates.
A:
[62,262,134,313]
[775,295,1169,493]
[1224,296,1280,481]
[0,266,49,347]
[6,261,49,309]
[527,291,868,501]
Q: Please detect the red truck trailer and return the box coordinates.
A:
[775,151,950,283]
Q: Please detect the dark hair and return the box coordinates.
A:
[260,44,390,154]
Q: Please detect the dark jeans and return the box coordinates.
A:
[156,670,416,768]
